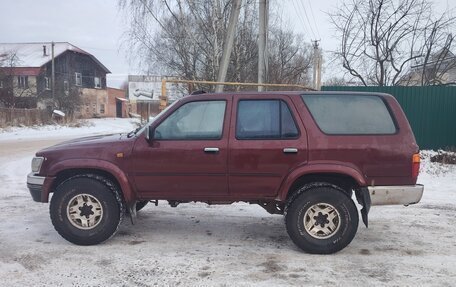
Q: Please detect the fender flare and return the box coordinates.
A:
[277,163,367,201]
[46,159,136,204]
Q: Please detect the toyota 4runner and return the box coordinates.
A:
[27,91,424,254]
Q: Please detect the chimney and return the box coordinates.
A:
[43,45,47,56]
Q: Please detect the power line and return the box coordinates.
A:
[297,0,317,39]
[307,0,321,38]
[290,0,309,37]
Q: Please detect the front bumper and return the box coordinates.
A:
[27,172,45,202]
[368,184,424,206]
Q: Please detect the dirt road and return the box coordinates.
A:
[0,135,455,286]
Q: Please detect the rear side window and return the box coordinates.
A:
[302,95,396,135]
[236,100,299,139]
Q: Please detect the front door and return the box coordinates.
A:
[130,97,231,200]
[228,95,308,199]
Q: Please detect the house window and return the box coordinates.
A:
[18,76,28,88]
[94,77,101,89]
[0,80,3,88]
[45,77,51,90]
[100,104,105,114]
[64,80,69,94]
[75,73,82,86]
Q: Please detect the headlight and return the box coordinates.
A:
[31,157,44,173]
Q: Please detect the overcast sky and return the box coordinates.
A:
[0,0,454,87]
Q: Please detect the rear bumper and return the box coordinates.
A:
[368,184,424,206]
[27,172,45,202]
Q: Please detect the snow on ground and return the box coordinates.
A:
[0,118,140,142]
[0,121,455,286]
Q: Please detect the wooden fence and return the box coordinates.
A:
[0,108,51,128]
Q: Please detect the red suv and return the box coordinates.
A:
[27,91,424,254]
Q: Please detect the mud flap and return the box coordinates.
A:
[128,202,137,225]
[355,187,371,227]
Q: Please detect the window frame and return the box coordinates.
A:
[63,80,69,94]
[44,77,51,90]
[153,99,228,141]
[301,94,399,136]
[18,76,28,89]
[235,99,300,140]
[94,76,101,89]
[75,72,82,86]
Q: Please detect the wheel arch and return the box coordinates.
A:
[44,159,136,204]
[277,164,367,201]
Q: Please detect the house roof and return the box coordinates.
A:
[0,42,110,73]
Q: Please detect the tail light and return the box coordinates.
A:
[412,153,420,178]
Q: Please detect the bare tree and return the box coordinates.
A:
[329,0,456,86]
[0,51,38,108]
[118,0,312,89]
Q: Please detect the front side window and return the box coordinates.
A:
[155,101,226,140]
[236,100,299,139]
[302,94,397,134]
[75,73,82,86]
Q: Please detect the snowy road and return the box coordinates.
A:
[0,119,455,286]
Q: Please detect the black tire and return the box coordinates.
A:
[136,200,149,212]
[285,183,359,254]
[50,174,124,245]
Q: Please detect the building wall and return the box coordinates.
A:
[107,87,128,117]
[78,88,108,118]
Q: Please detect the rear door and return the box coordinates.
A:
[228,94,308,199]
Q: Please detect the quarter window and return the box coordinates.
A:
[155,101,226,140]
[302,95,397,134]
[236,100,299,139]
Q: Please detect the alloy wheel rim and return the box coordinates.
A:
[66,194,103,230]
[303,202,341,239]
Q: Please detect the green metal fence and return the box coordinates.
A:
[321,86,456,150]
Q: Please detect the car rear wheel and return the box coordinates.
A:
[285,183,359,254]
[50,174,124,245]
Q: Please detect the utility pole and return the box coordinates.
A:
[215,0,242,92]
[258,0,269,91]
[51,41,55,105]
[312,40,322,90]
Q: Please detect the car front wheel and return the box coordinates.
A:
[50,174,124,245]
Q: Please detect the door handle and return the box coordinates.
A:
[283,148,298,154]
[204,147,219,153]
